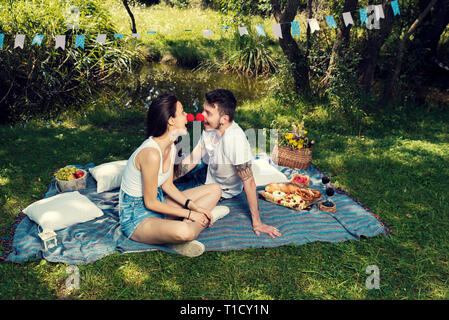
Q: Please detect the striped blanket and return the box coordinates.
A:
[1,155,390,265]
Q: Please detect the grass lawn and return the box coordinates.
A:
[0,96,448,299]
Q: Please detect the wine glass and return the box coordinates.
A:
[325,187,335,207]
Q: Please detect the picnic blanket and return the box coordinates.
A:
[1,154,390,265]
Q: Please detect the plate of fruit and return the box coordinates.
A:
[54,166,87,192]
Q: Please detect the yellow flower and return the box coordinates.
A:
[285,133,293,140]
[292,141,298,146]
[289,139,295,145]
[298,144,303,149]
[304,130,308,134]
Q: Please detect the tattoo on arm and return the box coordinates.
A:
[234,162,253,182]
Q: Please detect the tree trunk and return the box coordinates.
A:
[357,1,395,94]
[382,0,439,103]
[271,0,311,96]
[123,0,137,34]
[413,0,449,65]
[323,0,358,87]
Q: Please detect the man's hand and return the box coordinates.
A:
[252,222,282,239]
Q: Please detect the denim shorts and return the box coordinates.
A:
[119,187,166,239]
[173,160,227,202]
[173,160,208,192]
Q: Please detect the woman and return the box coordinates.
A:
[119,93,228,257]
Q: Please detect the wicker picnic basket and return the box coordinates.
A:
[271,144,313,170]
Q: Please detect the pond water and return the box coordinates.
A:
[130,62,270,113]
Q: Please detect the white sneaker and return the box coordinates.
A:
[167,240,205,257]
[211,205,230,223]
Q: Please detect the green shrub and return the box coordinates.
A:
[196,30,278,77]
[0,0,144,124]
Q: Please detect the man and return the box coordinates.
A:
[173,89,281,239]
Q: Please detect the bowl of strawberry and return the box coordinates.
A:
[290,173,310,187]
[54,166,87,193]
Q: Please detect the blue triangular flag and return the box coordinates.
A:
[255,25,266,37]
[114,33,124,40]
[325,15,337,29]
[391,0,400,16]
[75,35,85,49]
[291,21,300,37]
[360,8,368,24]
[0,33,5,49]
[31,34,44,46]
[147,31,157,34]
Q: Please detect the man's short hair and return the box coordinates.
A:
[205,89,237,122]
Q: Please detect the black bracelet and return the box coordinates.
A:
[184,199,191,209]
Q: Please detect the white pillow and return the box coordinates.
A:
[252,158,289,186]
[89,160,127,193]
[23,191,104,231]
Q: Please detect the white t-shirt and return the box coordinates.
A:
[199,121,253,198]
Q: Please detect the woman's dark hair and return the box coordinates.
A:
[145,92,183,178]
[145,93,178,139]
[205,89,237,122]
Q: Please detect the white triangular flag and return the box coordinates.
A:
[96,34,106,44]
[342,12,354,26]
[272,23,283,39]
[308,19,320,33]
[132,33,141,39]
[366,5,380,29]
[238,27,249,36]
[55,35,66,50]
[14,34,25,49]
[374,5,385,21]
[203,30,212,38]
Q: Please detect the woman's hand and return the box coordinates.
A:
[188,201,213,227]
[189,211,212,228]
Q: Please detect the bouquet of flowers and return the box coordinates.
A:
[278,121,314,153]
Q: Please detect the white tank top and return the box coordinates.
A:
[120,137,176,197]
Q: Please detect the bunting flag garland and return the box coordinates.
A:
[255,25,266,37]
[0,2,401,51]
[31,34,44,46]
[325,15,338,29]
[75,34,85,49]
[342,12,354,26]
[366,5,380,29]
[360,8,368,24]
[391,0,400,16]
[96,34,106,44]
[308,18,320,33]
[374,4,385,21]
[291,21,300,37]
[55,35,66,50]
[203,29,212,37]
[272,23,283,39]
[238,26,249,36]
[14,34,25,49]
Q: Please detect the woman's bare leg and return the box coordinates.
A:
[130,183,222,245]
